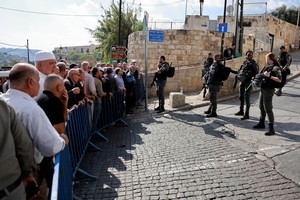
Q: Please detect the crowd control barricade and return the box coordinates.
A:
[96,91,127,131]
[50,147,73,200]
[51,92,128,199]
[135,74,145,107]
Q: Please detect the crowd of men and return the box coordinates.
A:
[0,51,142,199]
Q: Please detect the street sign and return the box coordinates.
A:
[218,23,228,33]
[111,45,127,61]
[149,30,164,42]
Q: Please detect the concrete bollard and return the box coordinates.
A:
[169,92,186,108]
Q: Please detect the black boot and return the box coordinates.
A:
[265,123,275,136]
[235,110,244,116]
[241,109,249,120]
[154,106,160,111]
[253,118,265,129]
[157,106,165,113]
[204,106,212,114]
[206,112,217,118]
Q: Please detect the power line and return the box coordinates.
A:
[0,41,26,48]
[132,0,185,6]
[0,6,101,17]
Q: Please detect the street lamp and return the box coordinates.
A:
[200,0,204,16]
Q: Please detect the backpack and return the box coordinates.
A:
[166,62,175,78]
[215,64,231,81]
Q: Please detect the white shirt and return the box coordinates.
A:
[1,89,65,164]
[37,71,47,96]
[84,72,96,96]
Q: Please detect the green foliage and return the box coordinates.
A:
[89,1,143,62]
[270,5,299,26]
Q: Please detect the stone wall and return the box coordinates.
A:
[128,30,234,71]
[145,51,268,98]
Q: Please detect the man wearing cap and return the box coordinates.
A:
[34,51,57,96]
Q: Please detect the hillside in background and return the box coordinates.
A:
[0,48,41,66]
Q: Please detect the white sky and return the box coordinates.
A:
[0,0,298,51]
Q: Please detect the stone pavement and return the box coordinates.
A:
[74,51,300,199]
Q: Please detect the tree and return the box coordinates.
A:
[270,5,299,26]
[89,1,143,62]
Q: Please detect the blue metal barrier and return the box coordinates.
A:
[51,92,128,199]
[50,147,73,200]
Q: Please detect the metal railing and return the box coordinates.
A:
[51,91,127,200]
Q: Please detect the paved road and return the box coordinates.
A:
[74,52,300,199]
[74,79,300,199]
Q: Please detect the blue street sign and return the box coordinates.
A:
[218,23,228,33]
[149,30,164,42]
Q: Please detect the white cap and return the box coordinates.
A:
[131,59,136,63]
[34,51,56,62]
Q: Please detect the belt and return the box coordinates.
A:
[0,176,22,199]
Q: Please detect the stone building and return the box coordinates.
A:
[53,44,98,60]
[127,15,299,98]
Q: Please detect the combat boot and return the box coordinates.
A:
[265,123,275,136]
[204,106,212,114]
[253,118,265,129]
[206,112,217,118]
[241,109,249,120]
[235,110,244,116]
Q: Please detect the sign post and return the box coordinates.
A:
[110,45,127,63]
[143,11,149,112]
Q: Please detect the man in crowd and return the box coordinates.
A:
[82,61,97,99]
[34,51,57,96]
[36,74,69,196]
[64,69,84,109]
[0,98,37,200]
[56,61,67,79]
[91,67,107,132]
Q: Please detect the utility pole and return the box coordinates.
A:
[239,0,244,56]
[200,0,204,16]
[234,0,239,49]
[118,0,122,45]
[220,0,227,57]
[185,0,188,20]
[27,39,30,63]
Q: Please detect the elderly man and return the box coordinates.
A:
[0,63,67,164]
[91,67,107,132]
[0,98,36,200]
[82,61,97,98]
[64,69,85,108]
[34,51,57,96]
[36,74,69,196]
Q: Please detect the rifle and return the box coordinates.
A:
[233,75,238,91]
[202,84,207,98]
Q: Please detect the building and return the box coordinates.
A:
[53,44,98,60]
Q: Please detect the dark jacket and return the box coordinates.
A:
[207,61,224,85]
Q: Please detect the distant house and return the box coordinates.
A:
[53,44,98,59]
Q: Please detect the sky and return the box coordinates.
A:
[0,0,299,52]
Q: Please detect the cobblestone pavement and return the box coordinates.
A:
[74,109,300,200]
